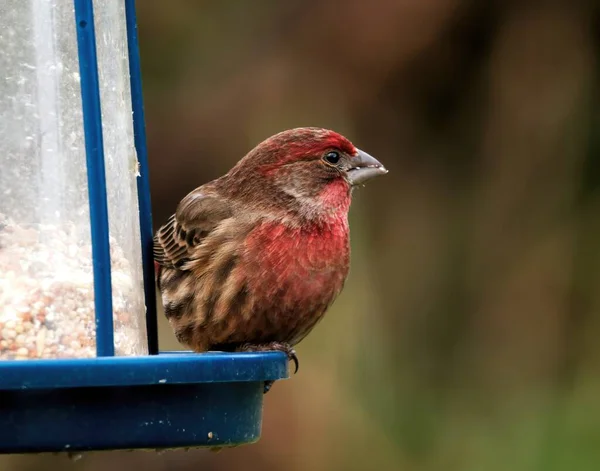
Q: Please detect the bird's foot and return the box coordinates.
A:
[237,341,299,373]
[237,341,299,394]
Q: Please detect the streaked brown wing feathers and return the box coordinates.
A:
[153,190,234,269]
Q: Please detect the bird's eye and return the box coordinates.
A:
[324,151,341,165]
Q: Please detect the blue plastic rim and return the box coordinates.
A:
[0,352,288,390]
[0,0,290,454]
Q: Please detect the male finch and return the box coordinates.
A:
[153,127,387,391]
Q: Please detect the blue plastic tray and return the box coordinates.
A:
[0,351,289,453]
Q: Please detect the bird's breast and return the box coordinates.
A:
[160,217,351,351]
[244,219,350,309]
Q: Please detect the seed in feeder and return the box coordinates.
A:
[16,347,28,357]
[2,329,16,340]
[0,214,146,359]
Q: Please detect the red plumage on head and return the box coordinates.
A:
[270,127,357,162]
[216,128,359,221]
[242,127,357,169]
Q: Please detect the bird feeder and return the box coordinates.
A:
[0,0,288,454]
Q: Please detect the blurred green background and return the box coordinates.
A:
[4,0,600,470]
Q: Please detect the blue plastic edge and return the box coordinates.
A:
[124,0,159,355]
[0,351,289,390]
[73,0,115,357]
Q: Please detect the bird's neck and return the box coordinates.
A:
[283,179,352,225]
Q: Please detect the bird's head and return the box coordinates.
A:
[222,127,388,219]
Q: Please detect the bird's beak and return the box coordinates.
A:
[346,149,388,186]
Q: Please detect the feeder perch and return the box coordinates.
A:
[0,0,288,453]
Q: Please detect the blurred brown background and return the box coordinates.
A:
[4,0,600,470]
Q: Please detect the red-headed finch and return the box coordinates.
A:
[153,127,387,391]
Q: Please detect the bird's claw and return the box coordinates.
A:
[237,341,299,373]
[237,342,299,393]
[262,342,299,374]
[288,350,299,374]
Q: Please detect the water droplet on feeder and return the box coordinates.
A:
[67,452,83,462]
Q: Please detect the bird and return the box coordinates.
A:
[153,127,387,392]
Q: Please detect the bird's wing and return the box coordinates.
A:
[153,189,234,270]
